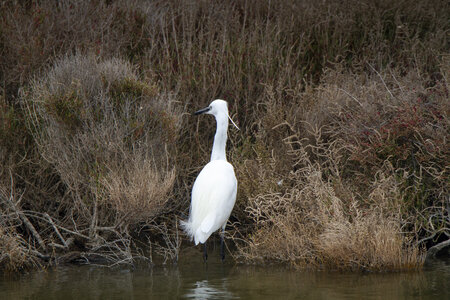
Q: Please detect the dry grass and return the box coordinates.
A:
[310,68,449,245]
[0,226,31,272]
[0,181,42,272]
[14,54,181,265]
[231,67,448,270]
[100,158,176,224]
[25,53,180,223]
[0,0,448,270]
[317,170,422,271]
[234,130,425,271]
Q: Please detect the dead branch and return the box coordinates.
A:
[5,173,46,251]
[44,213,68,248]
[426,239,450,260]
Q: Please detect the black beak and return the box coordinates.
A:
[194,106,211,115]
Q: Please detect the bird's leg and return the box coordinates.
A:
[203,243,208,262]
[220,228,225,262]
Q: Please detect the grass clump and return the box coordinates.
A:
[0,182,42,272]
[19,54,181,263]
[0,226,30,272]
[231,66,448,270]
[235,129,425,271]
[0,0,448,270]
[311,69,449,247]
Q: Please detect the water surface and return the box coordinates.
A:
[1,247,449,299]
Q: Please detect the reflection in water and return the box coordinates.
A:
[184,279,236,300]
[0,247,448,300]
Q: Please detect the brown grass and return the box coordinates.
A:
[234,128,425,271]
[16,54,181,264]
[0,182,42,272]
[100,158,176,224]
[26,54,179,216]
[0,225,32,272]
[0,0,448,270]
[231,66,448,270]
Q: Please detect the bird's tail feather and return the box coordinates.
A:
[180,219,194,241]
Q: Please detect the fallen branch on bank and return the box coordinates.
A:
[426,238,450,260]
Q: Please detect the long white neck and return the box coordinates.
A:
[210,113,228,161]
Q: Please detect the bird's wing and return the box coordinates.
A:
[199,212,216,234]
[190,160,237,238]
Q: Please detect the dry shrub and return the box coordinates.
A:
[0,226,31,272]
[22,54,181,259]
[317,168,422,271]
[235,138,424,271]
[308,68,449,244]
[0,0,447,269]
[231,66,448,270]
[2,0,447,101]
[0,182,41,272]
[0,0,155,96]
[100,158,176,224]
[317,213,421,271]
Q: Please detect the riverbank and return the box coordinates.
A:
[1,0,448,272]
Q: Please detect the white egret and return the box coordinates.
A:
[181,99,239,261]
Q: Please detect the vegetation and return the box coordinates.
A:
[0,0,448,272]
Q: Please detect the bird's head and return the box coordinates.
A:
[194,99,227,116]
[194,99,239,129]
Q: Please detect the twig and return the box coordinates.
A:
[7,172,47,251]
[48,242,69,250]
[45,213,68,248]
[338,88,363,107]
[27,249,50,261]
[367,63,395,99]
[89,194,98,239]
[21,210,90,239]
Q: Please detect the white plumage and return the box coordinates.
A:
[188,160,237,244]
[181,99,238,260]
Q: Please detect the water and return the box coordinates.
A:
[1,247,449,300]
